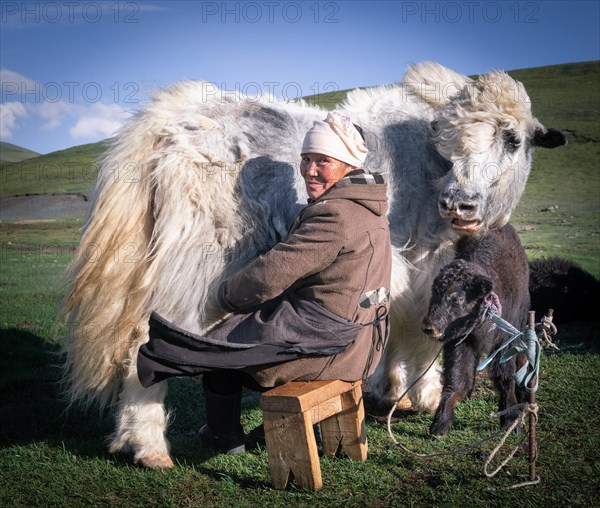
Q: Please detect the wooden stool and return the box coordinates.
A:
[260,380,367,491]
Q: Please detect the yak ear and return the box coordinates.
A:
[533,128,567,148]
[470,275,493,298]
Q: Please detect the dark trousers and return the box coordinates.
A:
[203,369,268,395]
[201,370,267,437]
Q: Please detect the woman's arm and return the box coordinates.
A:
[219,204,344,311]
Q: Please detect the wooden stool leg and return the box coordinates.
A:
[263,410,322,490]
[320,384,368,461]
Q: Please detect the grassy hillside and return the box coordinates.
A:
[306,61,599,137]
[508,62,600,276]
[0,141,40,164]
[0,140,109,198]
[509,61,599,142]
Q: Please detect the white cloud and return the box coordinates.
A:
[0,69,37,92]
[1,69,37,138]
[69,103,132,139]
[1,68,136,144]
[37,100,75,130]
[0,102,28,138]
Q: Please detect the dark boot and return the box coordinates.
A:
[199,374,246,455]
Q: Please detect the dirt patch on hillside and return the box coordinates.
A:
[0,194,90,221]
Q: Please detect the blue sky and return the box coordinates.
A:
[1,0,599,154]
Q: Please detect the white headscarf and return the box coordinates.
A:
[301,112,368,167]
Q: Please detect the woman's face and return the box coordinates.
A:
[300,153,354,200]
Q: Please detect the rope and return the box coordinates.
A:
[484,403,534,476]
[483,403,541,491]
[537,315,560,351]
[363,305,390,379]
[476,314,523,372]
[387,400,540,489]
[387,411,510,459]
[386,401,529,460]
[485,477,541,491]
[497,328,541,393]
[384,344,512,461]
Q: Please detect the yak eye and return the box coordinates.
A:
[503,130,520,153]
[448,292,464,307]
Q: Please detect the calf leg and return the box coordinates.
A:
[430,341,477,436]
[515,352,528,404]
[490,353,522,430]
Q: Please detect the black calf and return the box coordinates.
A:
[422,225,530,436]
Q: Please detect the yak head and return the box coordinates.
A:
[429,69,566,235]
[422,259,493,342]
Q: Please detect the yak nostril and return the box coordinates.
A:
[458,203,477,212]
[422,324,436,335]
[422,321,443,338]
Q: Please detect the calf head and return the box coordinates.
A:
[432,70,566,235]
[422,259,493,342]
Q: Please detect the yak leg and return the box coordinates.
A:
[108,353,173,469]
[369,250,451,412]
[430,342,477,436]
[405,333,444,412]
[370,322,442,412]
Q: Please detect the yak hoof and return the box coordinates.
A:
[396,396,413,411]
[137,453,175,469]
[429,419,451,436]
[500,414,522,435]
[504,420,522,435]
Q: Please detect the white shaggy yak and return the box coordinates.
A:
[62,62,566,467]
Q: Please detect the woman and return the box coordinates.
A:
[137,112,392,454]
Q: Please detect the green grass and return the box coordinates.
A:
[0,141,41,164]
[1,61,599,506]
[0,141,109,198]
[514,142,600,277]
[0,218,81,328]
[1,309,599,506]
[508,61,600,277]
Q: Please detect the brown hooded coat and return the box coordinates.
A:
[137,171,392,388]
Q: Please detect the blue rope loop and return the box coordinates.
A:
[499,328,541,393]
[476,314,521,372]
[477,315,541,393]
